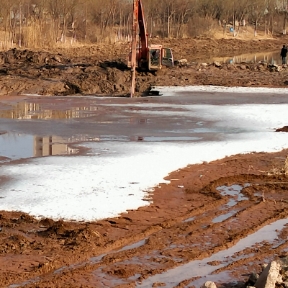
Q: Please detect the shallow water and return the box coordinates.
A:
[1,91,288,221]
[204,50,281,65]
[0,101,99,120]
[0,133,78,161]
[137,218,288,287]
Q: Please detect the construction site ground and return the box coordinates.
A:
[1,34,288,287]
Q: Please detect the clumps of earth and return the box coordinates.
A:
[1,45,288,97]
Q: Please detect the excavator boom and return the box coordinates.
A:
[128,0,174,71]
[137,0,148,60]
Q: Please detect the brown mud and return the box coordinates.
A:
[1,37,288,287]
[1,37,288,97]
[1,149,288,287]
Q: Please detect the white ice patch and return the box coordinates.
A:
[0,100,288,221]
[152,85,288,96]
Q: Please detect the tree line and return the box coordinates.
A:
[0,0,287,49]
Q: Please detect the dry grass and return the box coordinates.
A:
[0,23,122,51]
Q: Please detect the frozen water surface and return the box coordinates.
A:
[0,86,288,220]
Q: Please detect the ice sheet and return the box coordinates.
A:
[0,90,288,221]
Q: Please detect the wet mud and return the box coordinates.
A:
[1,149,288,287]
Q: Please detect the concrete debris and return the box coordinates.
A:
[200,281,217,288]
[213,61,222,67]
[175,59,188,66]
[255,261,281,288]
[204,257,288,288]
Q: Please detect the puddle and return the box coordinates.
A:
[119,238,147,252]
[212,210,238,223]
[137,218,288,287]
[183,216,195,223]
[0,133,79,161]
[209,184,249,222]
[8,194,288,288]
[131,136,202,142]
[0,101,98,120]
[189,271,237,288]
[218,184,249,205]
[225,198,237,207]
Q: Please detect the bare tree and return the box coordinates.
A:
[0,0,15,48]
[247,0,267,36]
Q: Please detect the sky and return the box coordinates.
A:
[0,86,288,221]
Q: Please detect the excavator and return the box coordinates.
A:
[128,0,174,71]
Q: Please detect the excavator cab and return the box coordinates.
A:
[128,47,174,71]
[148,47,161,70]
[148,46,174,71]
[162,48,174,67]
[128,0,174,72]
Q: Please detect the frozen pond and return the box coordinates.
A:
[0,85,288,221]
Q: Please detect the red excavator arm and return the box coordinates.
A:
[129,0,174,71]
[129,0,174,96]
[137,0,148,64]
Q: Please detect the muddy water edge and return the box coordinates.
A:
[0,94,288,287]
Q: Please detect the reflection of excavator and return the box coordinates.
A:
[128,0,174,71]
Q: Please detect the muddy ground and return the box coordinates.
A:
[1,37,288,287]
[1,37,288,96]
[1,149,288,287]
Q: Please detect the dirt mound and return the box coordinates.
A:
[276,126,288,132]
[0,37,288,97]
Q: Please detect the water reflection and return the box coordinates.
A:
[207,50,281,65]
[0,102,98,120]
[130,136,202,142]
[34,136,77,157]
[0,133,79,161]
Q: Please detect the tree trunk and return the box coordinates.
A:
[283,12,287,35]
[254,20,257,37]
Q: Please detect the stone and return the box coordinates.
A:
[53,55,61,63]
[249,272,260,284]
[178,59,188,65]
[255,261,281,288]
[200,281,217,288]
[214,61,222,67]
